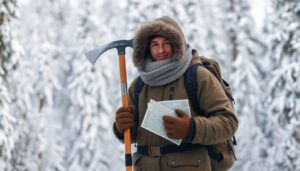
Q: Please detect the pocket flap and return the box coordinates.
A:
[166,151,202,167]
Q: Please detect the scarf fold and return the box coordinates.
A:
[138,45,193,86]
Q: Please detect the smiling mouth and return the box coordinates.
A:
[157,55,169,59]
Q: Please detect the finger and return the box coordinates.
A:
[116,112,133,119]
[164,123,173,130]
[166,130,180,139]
[117,106,133,113]
[175,109,188,118]
[167,133,180,139]
[117,114,133,121]
[118,118,134,124]
[163,121,175,130]
[162,115,176,124]
[164,128,171,134]
[164,125,174,133]
[170,135,180,139]
[119,124,134,131]
[122,123,134,128]
[166,132,174,138]
[116,116,133,123]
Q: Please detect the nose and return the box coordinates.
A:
[158,44,165,53]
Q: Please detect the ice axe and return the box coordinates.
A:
[84,39,134,171]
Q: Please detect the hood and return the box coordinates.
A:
[133,16,186,68]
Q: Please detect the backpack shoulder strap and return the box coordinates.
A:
[134,76,145,125]
[183,64,204,116]
[135,76,145,103]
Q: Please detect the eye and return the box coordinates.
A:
[164,40,171,45]
[151,43,158,47]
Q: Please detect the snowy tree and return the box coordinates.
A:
[264,0,300,170]
[0,0,20,170]
[7,0,67,170]
[2,0,298,170]
[222,0,271,170]
[185,0,232,73]
[0,0,19,78]
[65,1,127,170]
[0,86,14,171]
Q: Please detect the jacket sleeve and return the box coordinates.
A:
[191,67,238,145]
[112,78,139,143]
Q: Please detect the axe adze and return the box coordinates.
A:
[85,39,134,171]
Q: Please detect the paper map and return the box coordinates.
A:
[141,99,191,145]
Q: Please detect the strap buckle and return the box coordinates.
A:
[148,146,161,157]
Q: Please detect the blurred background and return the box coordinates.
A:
[0,0,299,170]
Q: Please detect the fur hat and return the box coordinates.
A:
[133,16,186,67]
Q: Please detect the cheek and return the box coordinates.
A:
[150,48,158,57]
[166,46,173,55]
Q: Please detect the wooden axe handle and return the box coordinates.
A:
[118,54,132,171]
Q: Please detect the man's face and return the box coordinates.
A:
[149,36,173,61]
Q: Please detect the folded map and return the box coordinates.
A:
[141,99,191,145]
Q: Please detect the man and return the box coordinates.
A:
[113,16,238,171]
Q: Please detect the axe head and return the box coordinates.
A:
[85,39,133,65]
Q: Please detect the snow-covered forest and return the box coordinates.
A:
[0,0,299,170]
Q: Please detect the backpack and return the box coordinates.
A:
[134,51,237,170]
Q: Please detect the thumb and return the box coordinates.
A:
[175,109,189,118]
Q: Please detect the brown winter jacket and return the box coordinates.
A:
[113,52,238,171]
[113,16,238,171]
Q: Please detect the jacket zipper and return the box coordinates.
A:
[169,86,174,100]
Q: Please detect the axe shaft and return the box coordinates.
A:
[118,54,132,171]
[84,39,134,171]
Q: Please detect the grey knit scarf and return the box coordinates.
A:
[138,45,193,86]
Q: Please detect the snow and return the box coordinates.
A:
[1,0,299,170]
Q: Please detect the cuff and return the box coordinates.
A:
[113,122,124,140]
[191,116,206,144]
[185,118,196,142]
